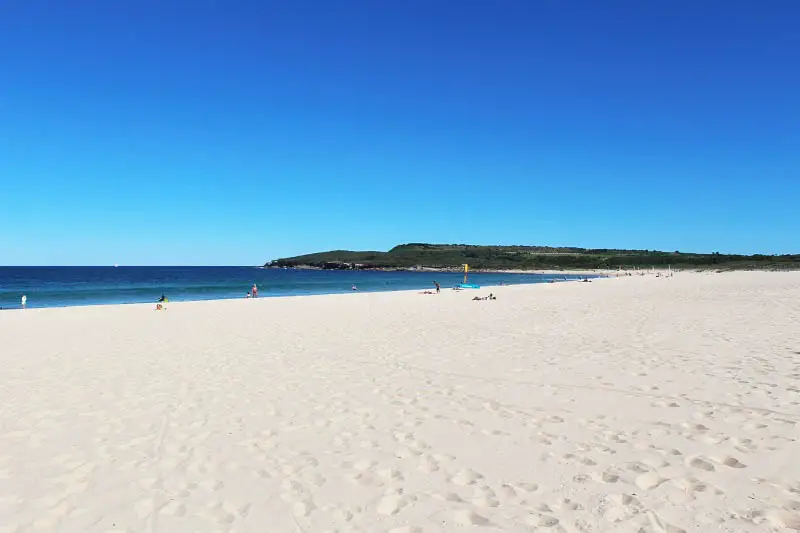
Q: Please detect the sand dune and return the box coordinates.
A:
[1,272,799,532]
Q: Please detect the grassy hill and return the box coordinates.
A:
[266,244,800,271]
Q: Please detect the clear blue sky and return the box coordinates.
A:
[1,1,797,265]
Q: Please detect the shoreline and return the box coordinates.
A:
[15,266,793,311]
[2,275,595,312]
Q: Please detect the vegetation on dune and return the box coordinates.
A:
[266,243,800,271]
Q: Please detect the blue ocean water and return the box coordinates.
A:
[0,267,588,309]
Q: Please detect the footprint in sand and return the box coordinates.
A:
[671,476,723,497]
[498,483,518,499]
[526,513,560,527]
[377,489,417,516]
[626,462,651,473]
[635,472,667,491]
[561,453,597,466]
[686,456,715,472]
[452,509,491,527]
[710,455,746,468]
[592,469,620,483]
[202,500,251,526]
[377,466,405,483]
[480,428,510,437]
[159,500,187,517]
[643,510,687,533]
[552,498,582,511]
[514,482,539,494]
[293,499,316,517]
[471,486,500,508]
[280,479,309,501]
[450,468,484,487]
[676,422,709,433]
[652,400,681,408]
[766,509,800,530]
[417,455,440,473]
[433,492,464,503]
[604,493,643,523]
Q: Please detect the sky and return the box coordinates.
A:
[1,1,798,265]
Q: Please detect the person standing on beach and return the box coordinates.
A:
[251,284,258,298]
[434,281,440,293]
[21,294,27,309]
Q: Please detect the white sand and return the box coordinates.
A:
[1,272,799,532]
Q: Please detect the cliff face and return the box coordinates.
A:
[266,244,800,271]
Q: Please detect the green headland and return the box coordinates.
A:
[266,244,800,271]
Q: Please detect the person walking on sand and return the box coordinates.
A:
[251,283,258,298]
[434,281,440,294]
[21,294,27,309]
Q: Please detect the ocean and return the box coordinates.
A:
[0,267,587,309]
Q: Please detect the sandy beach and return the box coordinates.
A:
[1,272,799,532]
